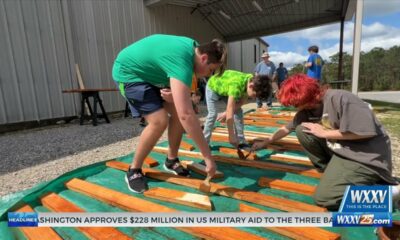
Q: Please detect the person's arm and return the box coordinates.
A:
[170,78,216,176]
[305,56,313,68]
[251,125,291,150]
[226,96,238,147]
[301,122,375,140]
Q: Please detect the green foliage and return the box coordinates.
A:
[288,46,400,90]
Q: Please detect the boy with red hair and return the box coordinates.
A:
[252,74,398,210]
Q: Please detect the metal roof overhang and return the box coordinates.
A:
[145,0,355,42]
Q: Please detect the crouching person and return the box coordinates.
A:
[203,70,272,148]
[251,74,398,210]
[112,34,226,193]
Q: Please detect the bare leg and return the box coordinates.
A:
[131,109,168,169]
[164,101,184,159]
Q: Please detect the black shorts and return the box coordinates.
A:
[123,82,163,117]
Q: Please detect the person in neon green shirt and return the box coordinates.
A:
[203,70,272,148]
[112,34,226,193]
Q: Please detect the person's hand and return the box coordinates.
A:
[204,157,216,177]
[217,112,227,122]
[229,135,239,148]
[160,88,173,103]
[301,122,326,138]
[251,137,271,151]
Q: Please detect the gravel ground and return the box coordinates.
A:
[0,102,399,197]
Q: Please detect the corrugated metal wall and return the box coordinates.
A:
[0,0,222,124]
[0,0,77,124]
[227,39,268,73]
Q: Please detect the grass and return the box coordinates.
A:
[364,100,400,139]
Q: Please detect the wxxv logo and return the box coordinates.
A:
[333,185,392,227]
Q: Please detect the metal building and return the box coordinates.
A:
[0,0,355,126]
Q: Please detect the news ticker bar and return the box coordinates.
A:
[8,212,392,227]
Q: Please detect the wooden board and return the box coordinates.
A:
[181,160,224,178]
[214,127,297,139]
[106,161,326,212]
[179,141,195,151]
[243,116,289,123]
[66,178,265,240]
[152,146,321,179]
[16,205,62,240]
[144,187,212,210]
[219,147,259,160]
[270,154,313,166]
[211,135,303,152]
[144,156,159,167]
[258,177,316,196]
[239,204,340,240]
[41,193,131,240]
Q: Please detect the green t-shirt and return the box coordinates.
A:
[207,70,253,100]
[112,34,198,88]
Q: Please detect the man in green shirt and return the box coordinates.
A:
[203,70,272,148]
[112,34,226,193]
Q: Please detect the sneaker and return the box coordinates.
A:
[125,168,148,193]
[238,143,252,152]
[164,157,190,177]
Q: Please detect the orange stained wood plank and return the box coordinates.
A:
[152,146,321,179]
[179,141,195,151]
[246,114,293,121]
[181,160,224,178]
[106,161,326,212]
[239,204,340,240]
[219,147,259,160]
[243,116,289,123]
[144,187,212,211]
[65,178,265,240]
[258,177,316,196]
[15,205,62,240]
[144,156,159,167]
[41,193,132,240]
[270,154,313,166]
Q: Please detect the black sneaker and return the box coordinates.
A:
[125,168,148,193]
[164,157,190,177]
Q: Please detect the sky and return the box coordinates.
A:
[261,0,400,68]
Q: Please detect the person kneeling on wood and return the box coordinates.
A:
[251,73,399,210]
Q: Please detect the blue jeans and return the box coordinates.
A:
[203,85,245,144]
[256,90,272,108]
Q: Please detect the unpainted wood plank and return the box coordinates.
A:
[258,177,316,196]
[41,193,132,240]
[239,204,340,240]
[213,128,300,144]
[16,205,62,240]
[144,187,212,211]
[152,146,321,179]
[179,141,195,151]
[106,161,326,212]
[270,154,313,166]
[181,160,224,178]
[65,178,265,240]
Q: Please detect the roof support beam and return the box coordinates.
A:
[351,0,364,94]
[145,0,172,7]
